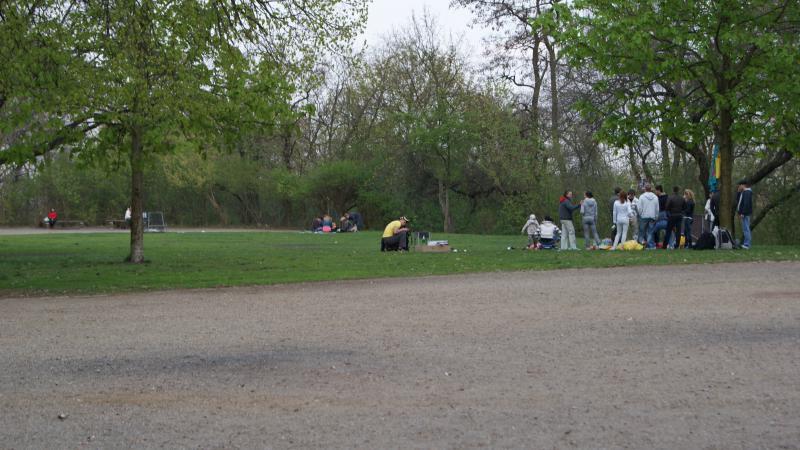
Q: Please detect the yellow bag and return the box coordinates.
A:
[621,240,644,251]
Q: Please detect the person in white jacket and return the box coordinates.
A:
[612,191,632,249]
[521,214,541,247]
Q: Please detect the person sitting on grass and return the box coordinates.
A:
[321,214,337,233]
[345,212,364,231]
[538,216,560,249]
[381,216,410,251]
[311,216,323,232]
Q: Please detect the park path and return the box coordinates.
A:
[1,261,799,449]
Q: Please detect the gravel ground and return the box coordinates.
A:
[1,261,799,449]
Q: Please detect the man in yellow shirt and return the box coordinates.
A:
[381,216,410,251]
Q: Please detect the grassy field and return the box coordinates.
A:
[1,230,798,297]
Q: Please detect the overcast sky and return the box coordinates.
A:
[361,0,489,58]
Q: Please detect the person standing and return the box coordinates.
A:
[682,189,696,248]
[381,216,410,251]
[124,206,132,228]
[653,184,669,245]
[609,187,621,237]
[580,191,601,249]
[710,189,721,230]
[559,191,580,250]
[612,191,631,249]
[521,214,541,247]
[637,184,659,248]
[737,180,753,249]
[627,189,640,242]
[703,191,716,232]
[655,185,668,213]
[663,186,686,249]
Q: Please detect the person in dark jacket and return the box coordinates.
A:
[682,189,696,248]
[346,212,364,230]
[559,191,581,250]
[655,184,668,214]
[709,190,721,229]
[663,186,686,249]
[736,180,753,249]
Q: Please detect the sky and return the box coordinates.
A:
[361,0,490,58]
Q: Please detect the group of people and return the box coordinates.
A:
[311,212,364,233]
[522,180,754,250]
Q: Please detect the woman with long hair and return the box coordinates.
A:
[612,191,631,249]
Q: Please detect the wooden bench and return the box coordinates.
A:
[55,220,85,228]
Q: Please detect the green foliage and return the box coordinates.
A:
[299,160,368,216]
[1,0,369,261]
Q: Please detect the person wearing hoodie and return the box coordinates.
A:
[736,180,754,249]
[521,214,541,247]
[637,184,659,248]
[580,191,601,249]
[559,191,581,250]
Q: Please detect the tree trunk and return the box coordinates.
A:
[438,179,452,233]
[629,146,642,185]
[207,189,228,225]
[695,147,711,200]
[530,39,543,170]
[661,135,671,180]
[129,125,145,263]
[545,39,566,181]
[717,107,735,231]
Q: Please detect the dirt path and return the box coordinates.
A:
[2,262,799,449]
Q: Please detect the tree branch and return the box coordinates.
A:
[742,149,794,186]
[751,181,800,230]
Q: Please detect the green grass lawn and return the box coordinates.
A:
[1,230,798,297]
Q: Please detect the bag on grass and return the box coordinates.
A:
[694,232,716,250]
[621,240,643,251]
[716,227,737,250]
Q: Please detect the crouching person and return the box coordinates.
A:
[381,216,410,251]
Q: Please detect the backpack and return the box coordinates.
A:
[716,227,737,250]
[694,232,716,250]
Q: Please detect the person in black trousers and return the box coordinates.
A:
[663,186,686,249]
[682,189,696,248]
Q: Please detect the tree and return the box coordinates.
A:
[557,0,800,230]
[455,0,567,180]
[1,0,367,262]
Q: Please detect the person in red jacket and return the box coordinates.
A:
[47,209,57,228]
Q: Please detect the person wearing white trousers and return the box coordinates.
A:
[559,191,581,250]
[612,192,632,249]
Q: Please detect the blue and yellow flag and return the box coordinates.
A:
[708,144,721,192]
